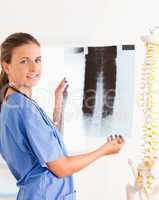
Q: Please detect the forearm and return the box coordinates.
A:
[53,107,62,127]
[48,136,125,177]
[53,79,68,130]
[63,145,106,176]
[53,98,62,129]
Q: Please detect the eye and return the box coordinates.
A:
[20,59,29,64]
[35,58,42,63]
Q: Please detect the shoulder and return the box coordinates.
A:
[1,93,45,130]
[4,93,38,116]
[5,92,28,108]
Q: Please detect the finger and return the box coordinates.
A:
[110,135,113,141]
[113,138,119,145]
[60,79,69,91]
[119,135,125,143]
[64,82,69,88]
[117,139,122,144]
[115,134,118,139]
[57,80,65,89]
[107,136,111,143]
[63,85,69,95]
[61,79,67,86]
[61,78,66,83]
[64,77,67,83]
[116,135,121,143]
[118,138,125,145]
[60,77,67,84]
[119,134,123,139]
[63,83,69,91]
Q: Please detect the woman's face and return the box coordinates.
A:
[3,43,42,88]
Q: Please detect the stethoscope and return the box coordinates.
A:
[6,83,38,105]
[6,83,65,150]
[5,83,54,127]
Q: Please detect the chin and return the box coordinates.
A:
[25,77,41,87]
[25,81,39,88]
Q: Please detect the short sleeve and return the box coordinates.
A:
[21,100,64,168]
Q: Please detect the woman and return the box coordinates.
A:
[0,33,125,200]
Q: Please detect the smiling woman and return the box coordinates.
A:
[6,44,41,85]
[0,33,41,106]
[0,33,124,200]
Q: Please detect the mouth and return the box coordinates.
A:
[26,74,40,79]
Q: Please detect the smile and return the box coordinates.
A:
[26,74,40,79]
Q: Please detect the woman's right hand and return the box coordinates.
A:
[47,134,125,177]
[101,135,125,156]
[54,78,68,101]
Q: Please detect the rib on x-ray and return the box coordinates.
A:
[82,46,117,118]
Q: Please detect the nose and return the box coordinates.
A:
[29,61,40,72]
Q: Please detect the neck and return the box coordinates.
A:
[18,86,32,98]
[8,83,32,98]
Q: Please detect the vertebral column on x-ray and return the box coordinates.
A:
[82,46,117,118]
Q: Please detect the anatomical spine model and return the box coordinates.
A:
[127,28,159,200]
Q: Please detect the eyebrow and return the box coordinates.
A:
[20,56,42,59]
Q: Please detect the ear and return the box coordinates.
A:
[1,62,10,75]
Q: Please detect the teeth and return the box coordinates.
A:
[27,74,39,78]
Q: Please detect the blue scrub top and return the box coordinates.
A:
[0,92,76,200]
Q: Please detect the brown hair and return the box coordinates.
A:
[0,32,40,110]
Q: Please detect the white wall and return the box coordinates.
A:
[0,0,63,45]
[0,0,157,199]
[0,0,159,46]
[64,0,159,46]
